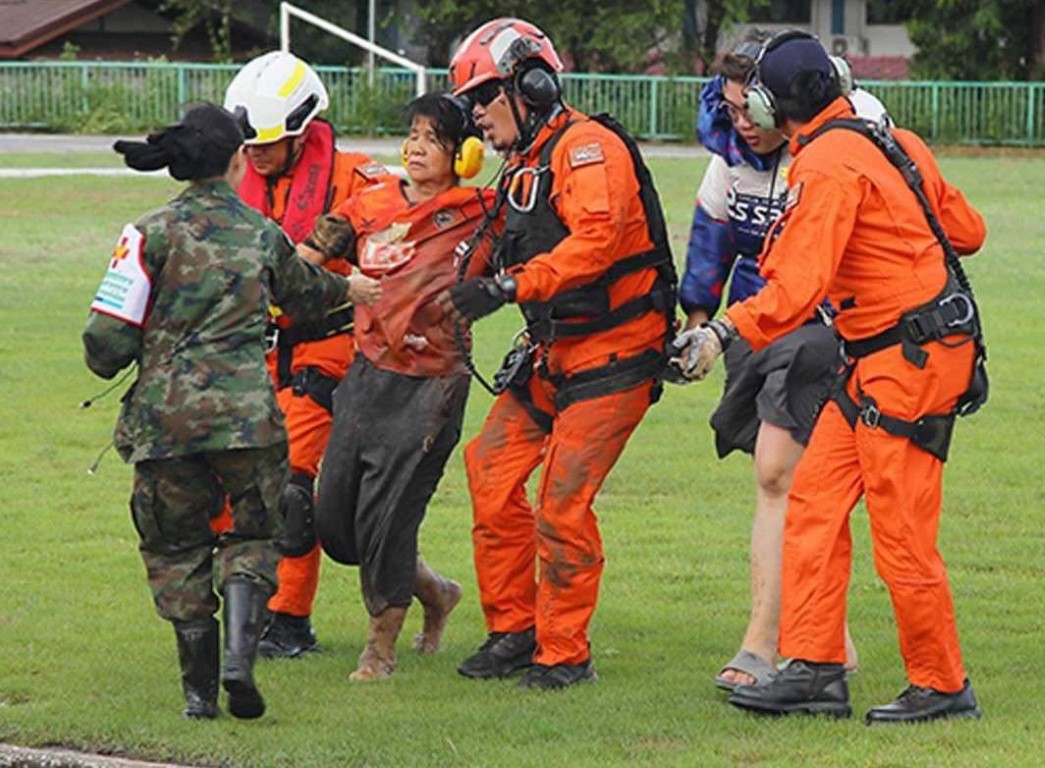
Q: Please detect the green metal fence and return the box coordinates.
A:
[1,60,1042,145]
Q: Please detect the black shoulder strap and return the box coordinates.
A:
[799,118,977,305]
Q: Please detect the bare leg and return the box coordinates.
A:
[719,421,861,686]
[719,422,801,688]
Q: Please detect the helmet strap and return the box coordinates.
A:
[504,80,559,154]
[276,135,306,178]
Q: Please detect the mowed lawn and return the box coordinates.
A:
[0,151,1043,768]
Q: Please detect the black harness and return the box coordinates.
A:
[493,113,678,420]
[265,303,355,413]
[801,118,988,461]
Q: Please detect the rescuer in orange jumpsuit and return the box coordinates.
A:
[672,31,987,723]
[440,18,677,690]
[221,51,392,659]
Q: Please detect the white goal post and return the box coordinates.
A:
[279,2,426,97]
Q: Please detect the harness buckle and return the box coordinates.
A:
[264,325,279,354]
[506,165,549,214]
[859,401,881,429]
[939,292,975,328]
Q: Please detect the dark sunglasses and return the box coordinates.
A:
[465,80,504,109]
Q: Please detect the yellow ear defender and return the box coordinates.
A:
[454,135,485,179]
[400,139,410,169]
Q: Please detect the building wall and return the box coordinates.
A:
[721,0,913,59]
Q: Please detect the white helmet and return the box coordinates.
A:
[223,51,329,145]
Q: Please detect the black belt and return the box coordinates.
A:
[832,367,955,462]
[844,288,976,368]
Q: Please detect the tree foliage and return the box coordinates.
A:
[161,0,234,61]
[902,0,1043,80]
[412,1,684,72]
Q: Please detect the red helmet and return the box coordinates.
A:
[450,18,563,97]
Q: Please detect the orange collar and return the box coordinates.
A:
[789,98,857,157]
[520,107,584,161]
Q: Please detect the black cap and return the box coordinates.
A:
[759,36,835,101]
[114,102,244,181]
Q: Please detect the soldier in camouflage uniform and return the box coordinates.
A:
[82,103,380,720]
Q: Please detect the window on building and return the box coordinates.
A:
[748,0,812,23]
[866,0,911,24]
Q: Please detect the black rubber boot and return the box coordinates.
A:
[258,612,319,660]
[173,617,219,719]
[457,628,536,679]
[866,678,982,725]
[728,659,852,718]
[221,577,269,719]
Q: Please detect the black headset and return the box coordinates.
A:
[515,63,561,109]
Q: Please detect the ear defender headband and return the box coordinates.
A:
[744,29,817,130]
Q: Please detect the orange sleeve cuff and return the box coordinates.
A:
[725,303,774,352]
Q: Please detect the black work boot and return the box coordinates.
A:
[221,577,269,719]
[519,658,597,690]
[258,612,319,659]
[173,617,219,719]
[729,659,851,718]
[457,628,536,679]
[866,678,982,725]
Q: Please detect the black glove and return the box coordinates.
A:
[448,276,516,322]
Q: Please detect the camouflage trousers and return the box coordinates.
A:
[130,443,288,622]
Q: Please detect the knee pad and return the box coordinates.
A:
[278,473,316,557]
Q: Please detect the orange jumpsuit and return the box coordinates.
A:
[725,98,986,693]
[213,125,390,619]
[465,110,671,666]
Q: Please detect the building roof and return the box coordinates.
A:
[851,56,910,81]
[0,0,131,58]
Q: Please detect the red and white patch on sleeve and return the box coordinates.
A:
[785,181,803,211]
[568,142,605,168]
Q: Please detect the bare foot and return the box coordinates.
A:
[349,648,395,681]
[718,668,758,687]
[413,578,462,655]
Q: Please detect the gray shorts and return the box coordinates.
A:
[710,323,839,458]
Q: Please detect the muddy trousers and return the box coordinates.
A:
[316,357,469,616]
[779,340,974,693]
[131,444,286,623]
[464,378,652,666]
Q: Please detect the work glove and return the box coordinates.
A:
[304,213,356,261]
[668,319,736,382]
[443,275,517,322]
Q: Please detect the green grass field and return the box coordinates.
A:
[1,153,1043,767]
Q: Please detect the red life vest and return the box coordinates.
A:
[238,119,336,246]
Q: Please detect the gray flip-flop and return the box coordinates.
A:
[714,649,776,692]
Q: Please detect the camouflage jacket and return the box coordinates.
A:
[83,180,349,463]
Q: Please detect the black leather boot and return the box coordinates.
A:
[221,577,269,719]
[173,617,219,719]
[729,659,851,718]
[866,678,982,725]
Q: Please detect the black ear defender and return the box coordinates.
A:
[515,65,561,109]
[744,29,818,130]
